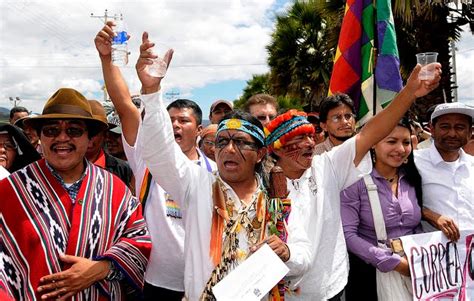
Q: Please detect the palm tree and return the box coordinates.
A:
[318,0,474,121]
[234,74,271,108]
[267,0,334,109]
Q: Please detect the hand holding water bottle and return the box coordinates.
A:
[94,19,130,65]
[111,15,129,67]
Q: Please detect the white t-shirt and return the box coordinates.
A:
[286,137,371,300]
[140,92,312,300]
[415,144,474,231]
[123,118,216,292]
[0,166,9,180]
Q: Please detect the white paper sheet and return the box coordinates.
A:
[212,243,290,301]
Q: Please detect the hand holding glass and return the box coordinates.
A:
[416,52,438,80]
[146,45,172,78]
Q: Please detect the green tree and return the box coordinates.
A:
[318,0,474,120]
[234,73,303,111]
[234,73,271,108]
[267,0,334,108]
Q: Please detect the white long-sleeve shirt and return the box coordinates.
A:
[286,136,371,300]
[122,118,216,291]
[139,91,312,300]
[415,144,474,231]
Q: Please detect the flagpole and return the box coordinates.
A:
[372,0,377,116]
[373,47,377,116]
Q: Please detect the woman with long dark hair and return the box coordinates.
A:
[341,117,423,300]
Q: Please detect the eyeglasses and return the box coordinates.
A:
[329,113,355,123]
[256,115,276,122]
[215,137,258,151]
[0,141,17,151]
[41,126,87,138]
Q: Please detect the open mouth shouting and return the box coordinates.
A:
[222,159,240,171]
[173,132,183,143]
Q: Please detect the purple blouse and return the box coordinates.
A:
[340,169,422,272]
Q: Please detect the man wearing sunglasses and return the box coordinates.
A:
[244,93,279,127]
[315,93,357,155]
[0,88,151,300]
[130,33,312,301]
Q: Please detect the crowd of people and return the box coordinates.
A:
[0,21,473,301]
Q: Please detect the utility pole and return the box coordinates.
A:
[102,84,109,102]
[9,97,21,107]
[90,9,110,24]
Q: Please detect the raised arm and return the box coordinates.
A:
[94,21,141,146]
[354,64,441,165]
[136,32,203,208]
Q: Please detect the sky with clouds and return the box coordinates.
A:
[0,0,473,118]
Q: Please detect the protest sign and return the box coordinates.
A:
[400,230,474,301]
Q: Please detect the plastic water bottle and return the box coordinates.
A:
[111,15,128,67]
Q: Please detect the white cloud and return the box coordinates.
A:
[2,1,472,114]
[456,26,474,107]
[0,0,274,112]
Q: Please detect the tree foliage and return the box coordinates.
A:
[267,0,335,108]
[237,0,473,118]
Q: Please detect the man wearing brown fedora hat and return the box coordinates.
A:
[0,88,151,300]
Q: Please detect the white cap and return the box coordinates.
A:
[431,102,474,122]
[107,111,122,134]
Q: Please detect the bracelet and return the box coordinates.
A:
[105,260,124,281]
[284,243,291,262]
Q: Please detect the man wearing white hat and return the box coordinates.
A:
[415,102,474,240]
[209,99,233,124]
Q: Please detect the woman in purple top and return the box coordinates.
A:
[341,117,423,300]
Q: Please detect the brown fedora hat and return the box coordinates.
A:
[88,99,109,126]
[24,88,108,134]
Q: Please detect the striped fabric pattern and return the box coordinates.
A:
[0,159,151,301]
[329,0,402,124]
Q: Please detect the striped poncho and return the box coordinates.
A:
[0,159,151,300]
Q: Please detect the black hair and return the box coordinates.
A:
[166,99,203,125]
[371,116,423,207]
[9,106,29,119]
[219,110,265,148]
[319,93,355,123]
[217,110,266,174]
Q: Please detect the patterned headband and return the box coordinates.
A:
[217,118,265,145]
[264,110,314,149]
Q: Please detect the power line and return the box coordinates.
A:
[0,63,268,68]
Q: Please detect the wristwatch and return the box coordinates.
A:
[390,239,405,257]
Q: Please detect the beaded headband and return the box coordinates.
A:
[217,118,265,145]
[264,110,315,150]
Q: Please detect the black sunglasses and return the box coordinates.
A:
[41,126,87,138]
